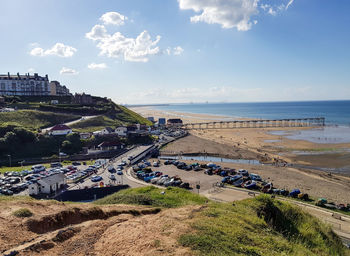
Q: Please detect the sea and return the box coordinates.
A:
[155,100,350,144]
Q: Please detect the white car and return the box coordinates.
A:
[31,165,46,173]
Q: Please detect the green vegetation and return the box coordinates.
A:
[0,110,80,130]
[12,208,33,218]
[0,125,83,163]
[179,195,348,256]
[95,186,207,208]
[0,163,50,174]
[115,105,153,126]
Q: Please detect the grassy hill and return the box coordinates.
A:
[1,95,152,132]
[0,110,80,130]
[96,186,349,256]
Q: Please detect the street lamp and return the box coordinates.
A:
[7,154,11,167]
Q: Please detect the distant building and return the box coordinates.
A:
[98,141,124,150]
[158,118,166,126]
[49,124,72,136]
[0,96,5,104]
[0,72,50,96]
[115,126,127,137]
[29,173,66,195]
[80,132,91,139]
[72,93,93,105]
[167,118,183,127]
[147,116,155,122]
[49,81,71,96]
[51,100,59,104]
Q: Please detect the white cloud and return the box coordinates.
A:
[178,0,259,31]
[88,62,108,69]
[86,27,161,62]
[268,7,277,16]
[28,68,35,73]
[30,43,77,57]
[173,46,184,55]
[100,11,127,26]
[165,46,184,56]
[286,0,294,10]
[85,25,109,41]
[60,67,79,75]
[125,86,263,103]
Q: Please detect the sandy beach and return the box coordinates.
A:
[131,106,350,203]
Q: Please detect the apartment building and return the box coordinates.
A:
[49,80,71,96]
[0,72,50,96]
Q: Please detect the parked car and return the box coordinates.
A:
[91,176,103,182]
[50,162,62,168]
[31,165,46,173]
[249,173,262,181]
[108,166,116,173]
[110,174,116,180]
[117,170,123,175]
[72,161,81,166]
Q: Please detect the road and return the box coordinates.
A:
[41,115,98,133]
[68,145,153,190]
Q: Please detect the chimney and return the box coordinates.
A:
[7,72,10,79]
[17,72,20,78]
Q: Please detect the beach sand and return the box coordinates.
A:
[131,106,350,203]
[131,106,350,169]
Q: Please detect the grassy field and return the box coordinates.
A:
[96,187,349,255]
[0,110,80,130]
[95,186,207,208]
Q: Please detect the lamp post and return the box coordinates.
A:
[7,154,11,167]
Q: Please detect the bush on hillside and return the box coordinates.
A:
[12,208,33,218]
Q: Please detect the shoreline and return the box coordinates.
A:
[131,106,350,202]
[132,106,350,171]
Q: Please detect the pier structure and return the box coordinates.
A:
[181,117,325,130]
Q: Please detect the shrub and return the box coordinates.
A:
[12,208,33,218]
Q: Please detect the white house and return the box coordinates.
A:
[115,126,127,137]
[101,127,115,135]
[49,124,72,136]
[29,173,66,195]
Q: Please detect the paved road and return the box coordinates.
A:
[42,115,97,133]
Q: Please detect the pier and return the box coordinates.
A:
[181,117,325,130]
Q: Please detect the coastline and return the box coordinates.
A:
[131,106,350,203]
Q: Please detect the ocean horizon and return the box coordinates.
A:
[154,100,350,126]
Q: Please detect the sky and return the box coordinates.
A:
[0,0,349,104]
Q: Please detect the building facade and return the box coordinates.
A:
[29,173,66,195]
[50,81,71,96]
[0,72,50,96]
[49,124,72,136]
[72,93,93,105]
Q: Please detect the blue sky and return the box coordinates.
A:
[0,0,349,104]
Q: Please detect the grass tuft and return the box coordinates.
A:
[12,208,33,218]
